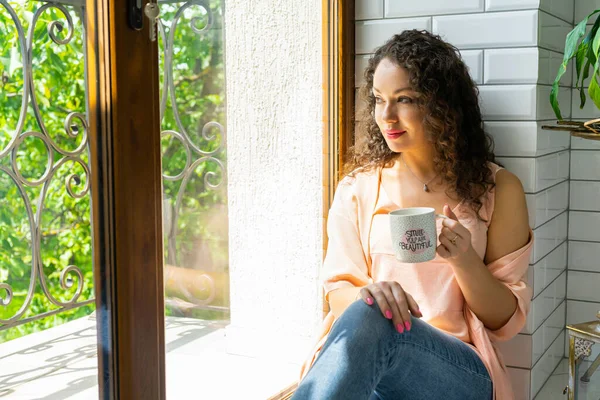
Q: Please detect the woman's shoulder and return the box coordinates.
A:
[486,162,523,192]
[479,162,526,225]
[332,167,380,211]
[338,167,380,189]
[486,161,503,181]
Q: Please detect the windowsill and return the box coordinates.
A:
[0,314,300,399]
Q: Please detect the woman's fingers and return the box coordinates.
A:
[436,242,451,257]
[389,283,411,332]
[357,287,374,305]
[367,285,394,321]
[377,282,406,333]
[405,292,422,318]
[442,217,469,239]
[441,226,460,242]
[362,282,421,333]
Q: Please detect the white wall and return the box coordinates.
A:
[566,0,600,367]
[355,1,575,398]
[224,0,324,364]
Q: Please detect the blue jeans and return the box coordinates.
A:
[293,301,492,400]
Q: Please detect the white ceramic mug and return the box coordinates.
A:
[389,207,447,263]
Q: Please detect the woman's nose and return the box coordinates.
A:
[382,105,398,123]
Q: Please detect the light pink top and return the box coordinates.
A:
[300,163,533,400]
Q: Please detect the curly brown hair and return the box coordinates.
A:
[346,30,499,220]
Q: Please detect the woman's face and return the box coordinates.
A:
[372,58,429,154]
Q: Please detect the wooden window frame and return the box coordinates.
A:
[85,0,354,398]
[87,0,165,398]
[323,0,355,215]
[322,0,355,308]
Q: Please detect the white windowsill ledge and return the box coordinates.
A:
[0,314,300,399]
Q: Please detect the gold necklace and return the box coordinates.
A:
[401,155,439,192]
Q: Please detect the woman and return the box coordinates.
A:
[293,30,533,400]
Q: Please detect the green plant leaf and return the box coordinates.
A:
[589,73,600,110]
[551,9,600,119]
[579,56,595,109]
[579,14,600,109]
[576,42,588,87]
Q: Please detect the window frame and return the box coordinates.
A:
[87,0,165,398]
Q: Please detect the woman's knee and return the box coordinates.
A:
[333,300,397,341]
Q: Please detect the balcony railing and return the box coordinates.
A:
[0,0,227,335]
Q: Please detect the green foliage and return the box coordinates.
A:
[551,9,600,119]
[0,1,92,343]
[0,0,228,341]
[159,1,228,287]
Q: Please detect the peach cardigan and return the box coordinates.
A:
[300,163,533,400]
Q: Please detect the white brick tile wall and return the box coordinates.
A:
[498,150,569,194]
[487,121,570,157]
[530,212,568,264]
[507,367,531,400]
[526,181,569,228]
[530,330,565,398]
[356,18,431,54]
[355,0,383,20]
[569,210,600,241]
[570,150,600,180]
[479,85,571,120]
[483,48,572,86]
[566,299,600,325]
[480,85,537,120]
[540,0,575,23]
[433,10,538,49]
[508,332,568,400]
[497,300,565,368]
[570,180,600,210]
[460,50,483,84]
[485,0,574,22]
[568,241,600,272]
[524,271,566,334]
[486,0,539,13]
[484,48,539,84]
[567,270,600,301]
[529,241,567,297]
[384,0,484,18]
[539,11,573,52]
[574,0,600,24]
[572,134,600,149]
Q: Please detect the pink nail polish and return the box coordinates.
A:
[405,321,411,331]
[366,297,373,305]
[396,323,404,333]
[385,310,392,319]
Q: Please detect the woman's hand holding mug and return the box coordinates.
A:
[437,204,474,263]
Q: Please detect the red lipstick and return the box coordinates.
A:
[385,129,406,139]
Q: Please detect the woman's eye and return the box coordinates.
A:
[398,97,413,104]
[375,97,384,104]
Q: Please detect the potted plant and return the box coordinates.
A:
[546,9,600,140]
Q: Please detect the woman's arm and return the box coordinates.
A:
[442,169,530,330]
[328,287,363,318]
[321,176,373,318]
